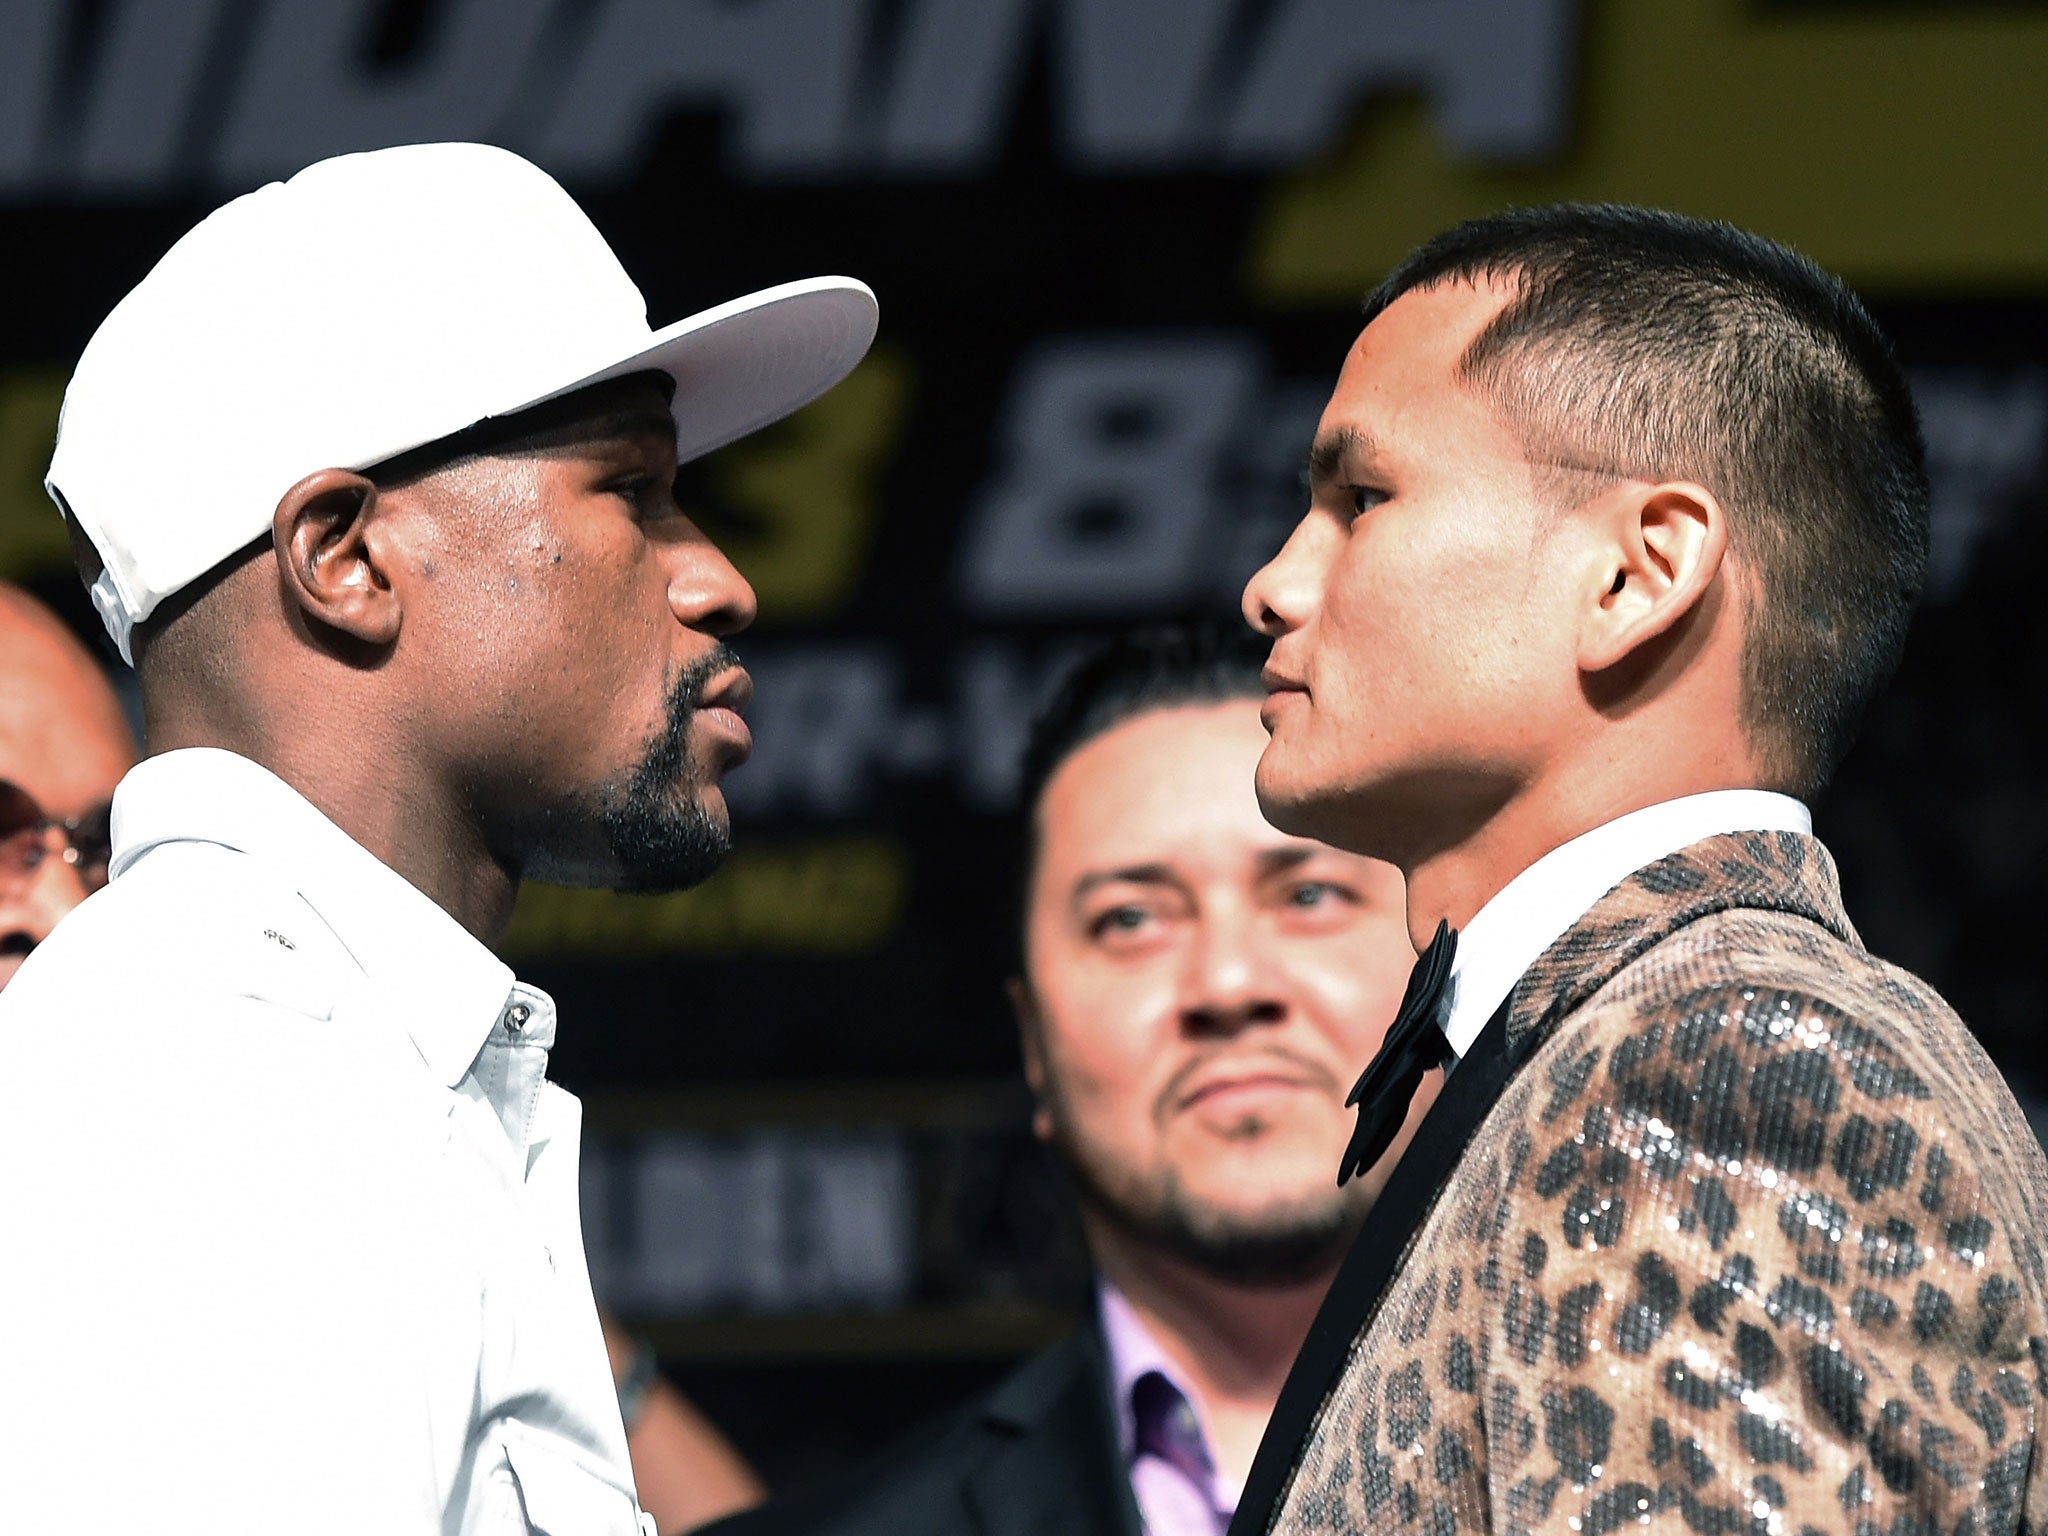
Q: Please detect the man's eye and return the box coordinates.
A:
[1348,485,1388,518]
[1089,905,1152,938]
[1285,881,1357,912]
[608,474,661,513]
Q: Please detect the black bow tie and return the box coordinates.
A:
[1338,918,1458,1186]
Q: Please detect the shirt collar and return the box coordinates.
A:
[1441,790,1812,1060]
[109,747,520,1086]
[1095,1283,1202,1450]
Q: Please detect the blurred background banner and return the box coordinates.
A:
[6,0,2046,1484]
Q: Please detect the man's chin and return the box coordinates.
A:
[1253,762,1345,845]
[1098,1173,1362,1287]
[519,778,734,895]
[1175,1163,1361,1229]
[607,814,731,894]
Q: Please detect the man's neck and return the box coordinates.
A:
[1089,1224,1334,1493]
[1397,769,1764,951]
[145,720,520,943]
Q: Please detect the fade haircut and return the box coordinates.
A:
[1011,620,1268,967]
[1364,203,1930,797]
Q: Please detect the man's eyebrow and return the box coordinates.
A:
[1253,845,1319,878]
[1070,864,1179,903]
[1305,425,1384,490]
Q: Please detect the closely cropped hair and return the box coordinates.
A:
[1366,204,1930,796]
[1011,621,1269,966]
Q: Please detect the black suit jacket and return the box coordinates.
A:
[701,1325,1143,1536]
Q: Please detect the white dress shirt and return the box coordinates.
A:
[1441,790,1813,1061]
[0,748,652,1535]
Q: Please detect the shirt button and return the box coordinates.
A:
[504,1002,531,1033]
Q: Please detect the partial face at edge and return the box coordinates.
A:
[1019,701,1419,1284]
[0,592,135,988]
[378,376,758,892]
[1241,278,1587,864]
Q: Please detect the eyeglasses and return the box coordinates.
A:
[0,780,113,903]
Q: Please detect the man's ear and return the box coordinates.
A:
[1007,976,1056,1144]
[272,469,401,648]
[1577,481,1728,674]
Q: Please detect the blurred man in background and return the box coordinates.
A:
[605,1317,765,1533]
[0,582,134,990]
[709,622,1423,1536]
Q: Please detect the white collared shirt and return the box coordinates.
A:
[1441,790,1813,1061]
[0,748,652,1535]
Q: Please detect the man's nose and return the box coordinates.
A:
[668,530,759,638]
[1242,516,1326,639]
[1178,909,1285,1036]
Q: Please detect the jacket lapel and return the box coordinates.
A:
[963,1324,1142,1536]
[1229,991,1522,1536]
[1230,830,1855,1536]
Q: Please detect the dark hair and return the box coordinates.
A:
[1018,621,1270,818]
[1365,203,1929,796]
[1010,620,1269,968]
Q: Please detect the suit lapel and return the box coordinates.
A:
[1230,831,1856,1536]
[1229,993,1525,1536]
[964,1325,1142,1536]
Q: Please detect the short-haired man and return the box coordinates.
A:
[1234,205,2048,1536]
[0,583,134,989]
[0,143,874,1533]
[711,623,1421,1536]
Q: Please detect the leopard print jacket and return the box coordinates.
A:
[1270,831,2048,1536]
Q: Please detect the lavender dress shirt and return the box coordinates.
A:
[1098,1284,1238,1536]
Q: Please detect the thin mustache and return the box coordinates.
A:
[676,642,743,712]
[631,642,745,793]
[1156,1044,1340,1119]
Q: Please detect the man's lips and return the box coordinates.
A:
[1259,665,1306,729]
[1174,1062,1324,1114]
[1260,664,1307,696]
[695,667,754,759]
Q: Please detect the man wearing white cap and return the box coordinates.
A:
[0,142,875,1533]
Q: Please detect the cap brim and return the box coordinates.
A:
[525,276,878,464]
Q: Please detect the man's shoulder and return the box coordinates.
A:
[1605,895,1936,1015]
[0,840,450,1180]
[2,837,357,1034]
[704,1329,1128,1536]
[1567,903,2036,1166]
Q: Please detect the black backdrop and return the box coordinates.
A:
[6,0,2048,1490]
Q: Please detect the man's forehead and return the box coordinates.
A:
[367,371,677,483]
[1353,275,1515,377]
[483,373,678,455]
[0,597,132,806]
[1312,277,1522,463]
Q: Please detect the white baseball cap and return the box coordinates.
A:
[46,141,878,663]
